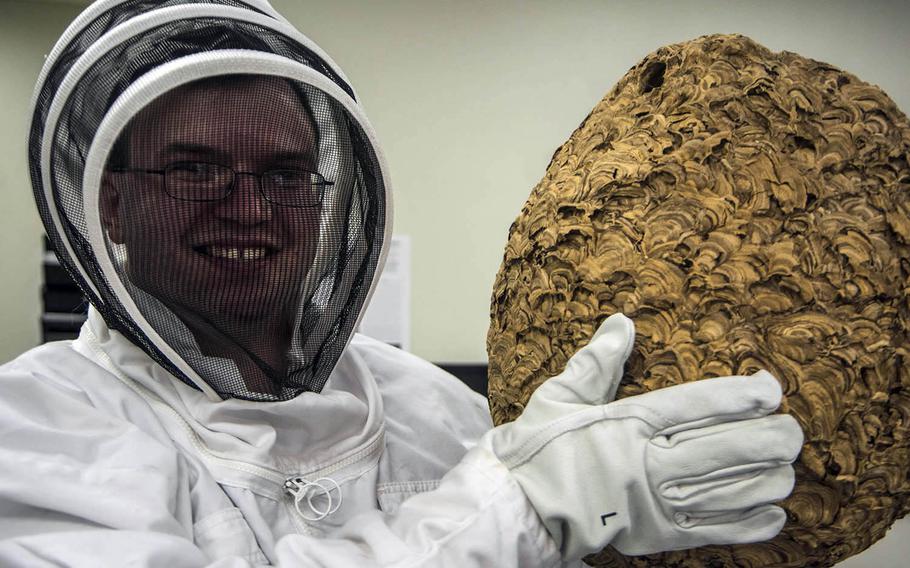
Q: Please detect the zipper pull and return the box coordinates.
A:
[284,476,342,521]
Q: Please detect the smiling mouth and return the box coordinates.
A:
[194,245,276,261]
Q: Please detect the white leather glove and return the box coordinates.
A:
[480,313,804,561]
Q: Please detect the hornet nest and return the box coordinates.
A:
[487,34,910,567]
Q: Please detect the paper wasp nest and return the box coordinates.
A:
[487,34,910,567]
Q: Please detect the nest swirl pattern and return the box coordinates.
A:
[487,34,910,567]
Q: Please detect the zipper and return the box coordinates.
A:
[81,328,384,505]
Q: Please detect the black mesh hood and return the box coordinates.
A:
[29,2,390,400]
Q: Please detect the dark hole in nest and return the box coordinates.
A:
[706,557,727,568]
[641,60,667,93]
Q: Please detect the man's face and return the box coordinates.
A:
[102,77,321,324]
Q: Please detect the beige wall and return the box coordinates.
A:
[1,0,909,564]
[274,0,910,364]
[0,0,84,362]
[3,0,909,364]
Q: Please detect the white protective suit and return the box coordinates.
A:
[5,1,803,565]
[11,2,568,563]
[0,307,562,567]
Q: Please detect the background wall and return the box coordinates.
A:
[0,0,85,365]
[3,0,909,363]
[273,0,910,365]
[1,0,909,564]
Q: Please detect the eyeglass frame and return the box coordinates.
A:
[110,161,334,208]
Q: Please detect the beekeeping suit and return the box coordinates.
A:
[0,1,802,566]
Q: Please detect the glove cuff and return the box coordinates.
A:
[467,440,565,564]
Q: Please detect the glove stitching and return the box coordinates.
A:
[649,407,777,443]
[499,407,606,468]
[501,403,672,468]
[657,459,787,501]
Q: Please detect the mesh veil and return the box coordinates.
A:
[30,3,389,400]
[29,1,298,310]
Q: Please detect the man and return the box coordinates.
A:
[1,1,803,566]
[100,74,323,395]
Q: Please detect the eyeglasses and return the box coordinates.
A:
[114,161,333,207]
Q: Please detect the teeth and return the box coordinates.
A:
[242,248,266,260]
[206,246,267,260]
[214,247,240,260]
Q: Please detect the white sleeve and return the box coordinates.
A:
[274,448,563,567]
[0,359,563,568]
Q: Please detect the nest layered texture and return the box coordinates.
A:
[487,34,910,568]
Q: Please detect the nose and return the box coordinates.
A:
[215,172,272,225]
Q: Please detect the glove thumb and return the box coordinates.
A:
[533,313,635,407]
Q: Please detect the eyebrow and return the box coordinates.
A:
[270,151,317,167]
[159,144,316,166]
[160,143,230,163]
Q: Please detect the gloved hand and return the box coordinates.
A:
[480,313,804,560]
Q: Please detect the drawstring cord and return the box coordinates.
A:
[285,476,342,521]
